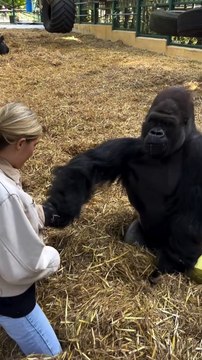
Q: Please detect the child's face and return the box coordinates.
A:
[15,137,39,169]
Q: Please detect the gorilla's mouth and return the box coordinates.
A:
[145,142,167,158]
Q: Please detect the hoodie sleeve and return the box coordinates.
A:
[0,194,60,285]
[35,204,45,229]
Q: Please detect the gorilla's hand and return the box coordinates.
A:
[42,202,69,228]
[149,269,162,285]
[148,248,188,285]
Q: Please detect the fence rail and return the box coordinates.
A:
[75,0,202,48]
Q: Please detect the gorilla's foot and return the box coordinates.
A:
[124,219,146,246]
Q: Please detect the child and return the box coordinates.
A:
[0,102,62,356]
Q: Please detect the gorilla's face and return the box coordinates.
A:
[141,98,187,159]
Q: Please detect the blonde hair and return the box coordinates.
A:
[0,102,42,146]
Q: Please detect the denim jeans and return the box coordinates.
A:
[0,303,62,356]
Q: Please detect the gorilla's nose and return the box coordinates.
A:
[150,128,164,137]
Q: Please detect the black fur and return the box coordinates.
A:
[44,86,202,276]
[0,35,9,55]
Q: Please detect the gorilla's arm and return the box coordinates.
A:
[155,149,202,276]
[150,208,202,283]
[43,138,142,227]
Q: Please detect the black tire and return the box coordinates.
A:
[42,0,76,33]
[150,9,182,36]
[178,8,202,37]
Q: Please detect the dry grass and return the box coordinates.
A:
[0,29,202,360]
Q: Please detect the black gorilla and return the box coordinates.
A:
[0,36,9,55]
[44,86,202,277]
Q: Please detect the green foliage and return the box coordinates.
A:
[172,36,202,46]
[0,0,25,9]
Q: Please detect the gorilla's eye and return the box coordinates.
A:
[161,119,175,127]
[147,117,156,124]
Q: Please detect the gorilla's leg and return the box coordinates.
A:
[123,219,146,246]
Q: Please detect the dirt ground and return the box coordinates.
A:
[0,29,202,360]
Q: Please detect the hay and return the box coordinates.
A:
[0,29,202,360]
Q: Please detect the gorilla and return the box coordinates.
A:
[43,86,202,279]
[0,36,9,55]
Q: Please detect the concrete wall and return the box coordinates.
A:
[74,24,202,62]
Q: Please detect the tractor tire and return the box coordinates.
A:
[42,0,76,33]
[178,8,202,37]
[150,9,182,36]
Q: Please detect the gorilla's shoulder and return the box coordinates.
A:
[184,132,202,160]
[87,137,145,160]
[117,137,146,159]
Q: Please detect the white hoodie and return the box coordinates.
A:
[0,158,60,297]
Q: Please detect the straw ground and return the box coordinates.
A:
[0,29,201,360]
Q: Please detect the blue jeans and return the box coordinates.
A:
[0,303,62,356]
